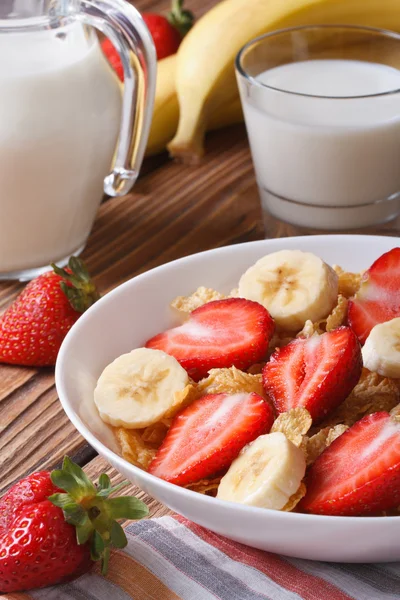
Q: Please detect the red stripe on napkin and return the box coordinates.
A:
[178,517,354,600]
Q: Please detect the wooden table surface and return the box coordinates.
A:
[1,0,400,518]
[0,0,265,518]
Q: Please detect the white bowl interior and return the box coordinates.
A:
[56,235,400,562]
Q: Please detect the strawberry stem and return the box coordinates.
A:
[167,0,194,37]
[49,456,148,574]
[51,256,100,313]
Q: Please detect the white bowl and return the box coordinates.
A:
[56,234,400,563]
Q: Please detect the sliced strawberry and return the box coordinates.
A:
[262,327,362,423]
[148,392,274,486]
[145,298,274,381]
[299,412,400,516]
[348,248,400,344]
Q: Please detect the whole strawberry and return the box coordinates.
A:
[144,0,194,60]
[0,257,99,367]
[0,457,148,593]
[101,0,194,77]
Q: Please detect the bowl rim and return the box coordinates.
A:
[56,234,400,525]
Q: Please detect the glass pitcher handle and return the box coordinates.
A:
[63,0,156,197]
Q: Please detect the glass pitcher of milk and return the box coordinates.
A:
[0,0,156,280]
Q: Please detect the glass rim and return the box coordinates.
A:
[235,24,400,100]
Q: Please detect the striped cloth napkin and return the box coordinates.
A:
[5,515,400,600]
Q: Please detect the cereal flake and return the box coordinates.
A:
[186,477,221,496]
[333,265,363,298]
[306,424,349,465]
[164,384,199,419]
[268,331,296,355]
[141,421,169,446]
[197,366,265,398]
[271,408,312,447]
[282,483,307,512]
[297,320,319,338]
[325,295,348,331]
[171,287,225,313]
[115,427,157,470]
[247,363,266,375]
[320,369,399,428]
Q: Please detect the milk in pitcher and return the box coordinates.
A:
[0,23,122,274]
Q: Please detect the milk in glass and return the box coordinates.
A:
[242,59,400,229]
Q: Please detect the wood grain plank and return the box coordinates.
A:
[0,381,85,493]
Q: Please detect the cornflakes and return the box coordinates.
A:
[197,366,265,398]
[268,331,296,355]
[306,424,349,465]
[185,477,221,496]
[171,286,225,313]
[164,384,199,419]
[271,408,312,447]
[319,369,399,428]
[390,404,400,422]
[115,427,157,470]
[325,295,348,331]
[282,483,307,512]
[333,264,362,298]
[247,362,266,375]
[297,320,319,338]
[141,421,169,446]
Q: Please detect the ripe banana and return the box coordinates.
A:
[145,54,243,157]
[238,250,338,331]
[217,431,306,508]
[146,55,179,156]
[168,0,400,162]
[94,347,189,428]
[362,318,400,378]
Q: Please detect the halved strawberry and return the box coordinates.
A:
[148,392,274,486]
[348,248,400,344]
[299,412,400,516]
[145,298,274,381]
[262,327,362,423]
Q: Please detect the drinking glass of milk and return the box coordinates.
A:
[0,0,156,280]
[236,25,400,235]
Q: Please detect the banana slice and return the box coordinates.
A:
[217,432,306,509]
[94,347,189,429]
[362,317,400,379]
[238,250,338,331]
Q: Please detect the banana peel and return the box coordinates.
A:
[167,0,400,162]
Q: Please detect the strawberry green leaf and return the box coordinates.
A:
[48,492,75,510]
[90,530,105,562]
[102,547,111,575]
[167,0,194,37]
[62,504,87,527]
[62,456,96,496]
[98,473,111,492]
[50,470,82,497]
[110,520,128,549]
[106,496,149,520]
[76,516,93,545]
[97,481,129,498]
[51,257,100,313]
[49,457,149,576]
